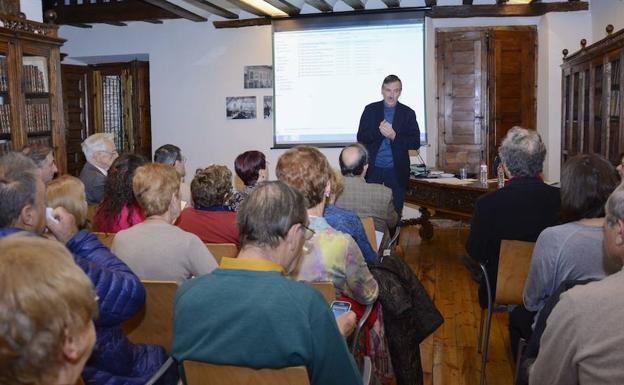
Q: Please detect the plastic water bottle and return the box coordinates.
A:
[497,164,505,188]
[479,160,488,185]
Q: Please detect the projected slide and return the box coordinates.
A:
[273,23,425,147]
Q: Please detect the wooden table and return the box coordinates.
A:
[403,177,497,240]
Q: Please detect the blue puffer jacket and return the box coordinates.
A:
[0,228,174,385]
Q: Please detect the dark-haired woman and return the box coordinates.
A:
[523,153,620,319]
[227,150,267,211]
[94,153,147,233]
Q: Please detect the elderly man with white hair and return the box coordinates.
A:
[80,133,118,204]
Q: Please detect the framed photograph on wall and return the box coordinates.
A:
[244,65,273,89]
[264,96,272,119]
[226,96,256,119]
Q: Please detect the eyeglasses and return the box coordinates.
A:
[301,223,315,240]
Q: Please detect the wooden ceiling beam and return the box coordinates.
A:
[424,0,436,7]
[141,0,208,21]
[462,0,473,4]
[103,21,128,26]
[181,0,240,19]
[143,19,164,24]
[427,1,587,18]
[342,0,365,9]
[67,23,93,28]
[305,0,335,12]
[43,1,182,24]
[214,17,271,28]
[263,0,302,16]
[380,0,399,8]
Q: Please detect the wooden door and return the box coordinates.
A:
[61,64,91,176]
[490,28,537,169]
[437,30,488,174]
[131,61,151,160]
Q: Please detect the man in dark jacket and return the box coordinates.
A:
[0,152,174,385]
[466,126,560,356]
[357,74,420,216]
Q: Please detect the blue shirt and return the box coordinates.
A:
[375,104,395,168]
[324,204,379,264]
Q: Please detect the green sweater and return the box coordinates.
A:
[172,268,362,385]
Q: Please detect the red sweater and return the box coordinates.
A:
[176,207,240,246]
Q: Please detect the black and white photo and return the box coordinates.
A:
[264,96,272,119]
[244,65,273,89]
[226,96,256,119]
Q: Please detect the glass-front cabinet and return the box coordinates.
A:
[0,15,65,172]
[561,27,624,167]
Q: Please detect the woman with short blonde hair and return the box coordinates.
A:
[112,163,217,284]
[46,175,89,229]
[0,235,97,385]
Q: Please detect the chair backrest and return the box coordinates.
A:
[310,281,336,304]
[205,243,238,265]
[183,361,310,385]
[94,232,115,249]
[496,240,536,304]
[361,217,377,251]
[121,280,177,353]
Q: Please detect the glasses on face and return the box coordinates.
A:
[301,223,315,240]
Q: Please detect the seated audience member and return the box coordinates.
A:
[80,133,118,205]
[325,169,379,264]
[46,175,89,230]
[112,163,217,283]
[172,181,362,385]
[21,143,58,183]
[336,143,398,235]
[176,165,240,246]
[154,144,191,205]
[94,153,146,233]
[227,150,267,211]
[276,146,378,305]
[466,127,560,353]
[523,154,618,321]
[0,235,97,385]
[529,184,624,385]
[0,152,174,385]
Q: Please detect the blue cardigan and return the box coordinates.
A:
[357,100,420,187]
[0,228,174,385]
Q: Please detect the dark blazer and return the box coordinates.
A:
[80,161,107,205]
[357,101,420,187]
[466,177,560,308]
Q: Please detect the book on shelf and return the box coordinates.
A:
[0,56,7,93]
[25,101,49,134]
[28,136,50,147]
[610,89,621,118]
[0,104,10,134]
[22,57,48,94]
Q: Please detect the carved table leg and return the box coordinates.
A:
[401,206,434,241]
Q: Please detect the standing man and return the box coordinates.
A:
[357,74,420,216]
[79,133,118,205]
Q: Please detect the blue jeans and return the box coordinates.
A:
[366,166,404,218]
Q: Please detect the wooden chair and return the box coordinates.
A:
[205,243,238,265]
[310,281,336,304]
[183,361,310,385]
[478,240,535,385]
[182,357,373,385]
[361,217,377,252]
[121,280,177,353]
[94,231,115,249]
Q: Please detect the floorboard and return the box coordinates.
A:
[399,224,514,385]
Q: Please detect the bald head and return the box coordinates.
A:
[339,143,368,177]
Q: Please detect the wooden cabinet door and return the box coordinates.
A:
[437,30,488,174]
[61,64,91,176]
[490,28,537,168]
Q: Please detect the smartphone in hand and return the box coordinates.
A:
[330,300,351,318]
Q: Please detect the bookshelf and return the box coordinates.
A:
[0,15,65,172]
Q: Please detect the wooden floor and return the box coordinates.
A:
[399,224,514,385]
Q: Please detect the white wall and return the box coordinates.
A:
[20,0,42,22]
[590,0,624,43]
[59,6,599,214]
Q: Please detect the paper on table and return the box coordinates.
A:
[423,177,477,185]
